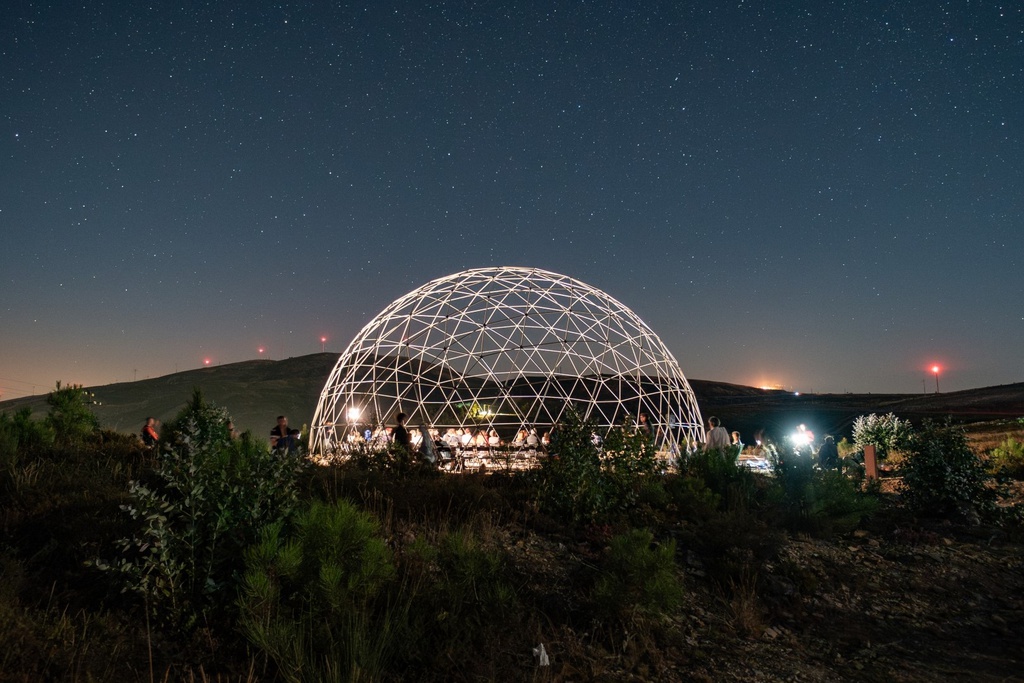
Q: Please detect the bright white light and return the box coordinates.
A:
[790,431,811,447]
[347,407,361,422]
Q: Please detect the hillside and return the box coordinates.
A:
[1,354,1021,441]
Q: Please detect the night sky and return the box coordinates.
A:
[2,1,1022,400]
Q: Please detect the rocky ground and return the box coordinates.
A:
[487,510,1024,682]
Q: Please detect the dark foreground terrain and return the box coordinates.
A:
[1,435,1022,681]
[1,378,1022,681]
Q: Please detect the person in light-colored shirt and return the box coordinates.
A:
[704,416,731,452]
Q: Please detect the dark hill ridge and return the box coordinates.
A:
[1,354,1021,441]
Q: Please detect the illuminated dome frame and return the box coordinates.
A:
[309,266,704,456]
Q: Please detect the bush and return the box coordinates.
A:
[771,449,876,537]
[901,419,996,521]
[853,412,913,462]
[0,409,54,495]
[685,447,756,508]
[98,392,306,629]
[428,528,519,651]
[239,499,397,683]
[538,411,611,524]
[45,382,99,450]
[989,437,1024,480]
[592,528,682,619]
[538,411,665,525]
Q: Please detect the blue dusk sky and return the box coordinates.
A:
[2,1,1022,399]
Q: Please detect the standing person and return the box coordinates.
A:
[704,416,731,452]
[141,417,160,448]
[817,435,839,469]
[731,430,744,457]
[418,424,436,464]
[392,412,411,452]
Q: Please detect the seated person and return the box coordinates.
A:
[270,415,300,452]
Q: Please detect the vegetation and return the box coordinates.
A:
[852,412,914,467]
[900,419,997,522]
[96,390,308,630]
[0,389,1021,681]
[988,437,1024,480]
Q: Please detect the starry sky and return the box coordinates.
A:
[2,0,1022,400]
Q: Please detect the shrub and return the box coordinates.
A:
[601,421,660,507]
[770,448,876,536]
[430,528,519,643]
[344,441,436,478]
[538,411,668,525]
[0,409,54,495]
[538,411,611,524]
[685,446,756,508]
[853,412,913,462]
[900,419,996,521]
[239,499,397,683]
[592,528,682,619]
[664,475,721,520]
[989,437,1024,480]
[98,392,306,629]
[45,382,99,450]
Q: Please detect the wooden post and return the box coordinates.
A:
[863,444,878,480]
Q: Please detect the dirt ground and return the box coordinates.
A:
[493,511,1024,683]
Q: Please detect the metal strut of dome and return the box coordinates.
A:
[309,266,704,457]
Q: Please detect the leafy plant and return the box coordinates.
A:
[685,446,756,508]
[537,411,671,525]
[852,412,913,461]
[988,437,1024,480]
[771,448,876,536]
[901,419,996,521]
[0,408,53,488]
[45,382,99,449]
[538,411,610,524]
[430,528,519,645]
[98,392,306,629]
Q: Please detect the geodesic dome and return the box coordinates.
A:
[309,266,704,456]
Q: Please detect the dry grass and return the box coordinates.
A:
[965,419,1024,454]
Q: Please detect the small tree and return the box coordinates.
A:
[239,499,397,682]
[45,382,99,449]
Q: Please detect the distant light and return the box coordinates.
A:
[347,407,361,422]
[204,358,211,366]
[794,391,800,396]
[321,336,327,343]
[258,347,265,354]
[932,365,940,374]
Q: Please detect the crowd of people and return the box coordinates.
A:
[138,411,842,471]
